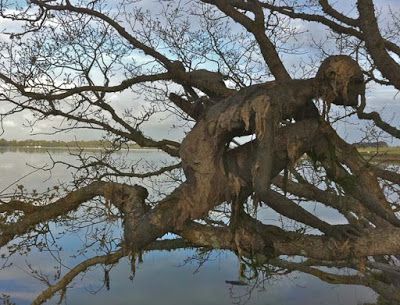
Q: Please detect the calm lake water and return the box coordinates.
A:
[0,149,377,305]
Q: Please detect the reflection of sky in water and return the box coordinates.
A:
[1,248,376,305]
[0,150,377,304]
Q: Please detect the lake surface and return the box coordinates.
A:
[0,149,378,305]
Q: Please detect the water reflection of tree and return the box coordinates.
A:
[1,162,400,304]
[18,236,400,305]
[1,181,399,305]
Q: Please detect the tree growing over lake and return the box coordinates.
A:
[0,0,400,304]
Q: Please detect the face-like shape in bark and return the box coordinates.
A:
[316,55,365,107]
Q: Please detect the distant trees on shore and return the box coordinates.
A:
[353,141,389,148]
[0,139,141,149]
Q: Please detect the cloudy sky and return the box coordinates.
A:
[0,0,399,145]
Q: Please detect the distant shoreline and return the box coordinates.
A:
[0,140,399,162]
[0,146,157,151]
[0,139,149,150]
[357,146,400,163]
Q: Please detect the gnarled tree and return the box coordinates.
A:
[0,0,400,304]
